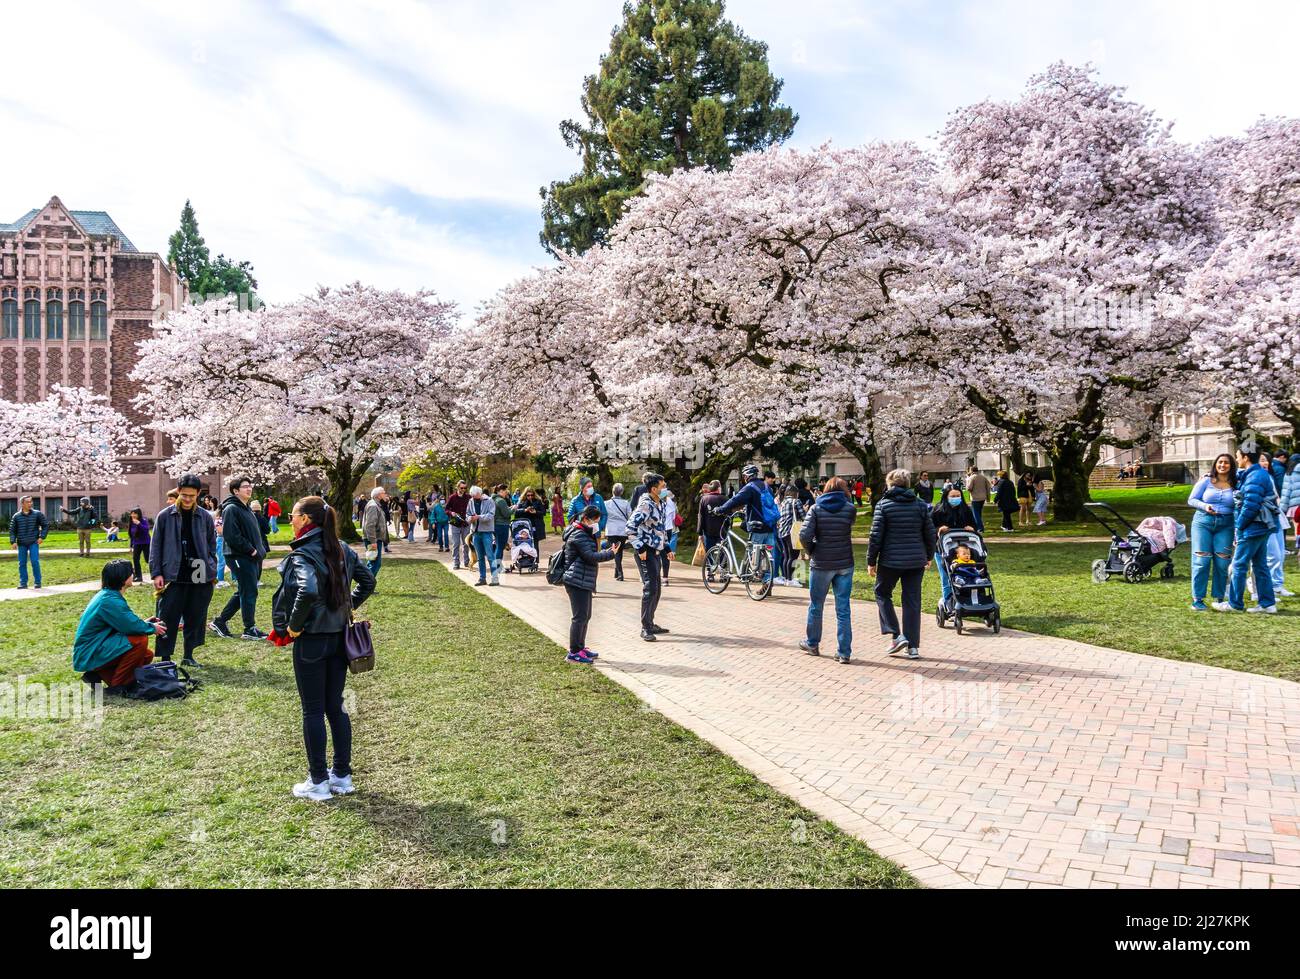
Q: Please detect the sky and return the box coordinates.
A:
[3,0,1297,316]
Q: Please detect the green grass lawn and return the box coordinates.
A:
[849,542,1300,681]
[0,554,125,588]
[851,484,1199,539]
[0,559,912,888]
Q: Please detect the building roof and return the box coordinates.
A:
[0,208,138,252]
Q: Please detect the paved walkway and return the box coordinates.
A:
[405,538,1300,889]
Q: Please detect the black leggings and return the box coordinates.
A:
[292,632,351,784]
[131,544,147,580]
[606,535,628,578]
[565,584,592,653]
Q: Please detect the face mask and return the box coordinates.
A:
[948,495,962,504]
[583,487,593,498]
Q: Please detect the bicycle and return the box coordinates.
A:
[701,512,773,601]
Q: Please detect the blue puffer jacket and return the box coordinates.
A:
[8,508,48,546]
[561,523,615,591]
[1235,464,1279,539]
[1281,457,1300,515]
[867,486,936,570]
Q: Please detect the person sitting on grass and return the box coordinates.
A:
[102,521,122,543]
[74,559,166,691]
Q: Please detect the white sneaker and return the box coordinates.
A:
[1210,601,1235,612]
[1246,604,1279,614]
[773,576,787,586]
[216,581,230,589]
[292,777,332,801]
[326,769,355,795]
[1277,588,1296,598]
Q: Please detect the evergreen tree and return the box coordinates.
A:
[540,0,797,256]
[166,200,209,284]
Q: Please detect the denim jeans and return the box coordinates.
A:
[215,544,226,583]
[473,531,498,582]
[1190,511,1232,603]
[971,500,986,534]
[269,515,278,535]
[449,525,470,566]
[749,531,775,581]
[436,523,449,548]
[366,541,382,578]
[807,566,854,657]
[1228,532,1276,610]
[934,550,952,604]
[16,541,41,587]
[217,554,261,632]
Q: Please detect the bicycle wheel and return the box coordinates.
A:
[744,547,772,601]
[702,545,731,594]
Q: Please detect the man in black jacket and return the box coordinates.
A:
[696,481,726,553]
[867,469,936,660]
[210,476,269,641]
[150,474,218,666]
[798,477,858,663]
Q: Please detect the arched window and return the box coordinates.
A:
[90,301,108,340]
[24,300,41,340]
[68,300,85,340]
[1,299,16,339]
[46,289,63,339]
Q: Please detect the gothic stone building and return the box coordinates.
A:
[1,197,186,524]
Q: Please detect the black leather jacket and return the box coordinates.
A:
[272,528,375,635]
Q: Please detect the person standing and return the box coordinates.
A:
[432,495,450,551]
[209,476,269,641]
[250,500,271,554]
[63,496,99,558]
[1187,454,1236,611]
[798,477,857,663]
[993,470,1018,532]
[446,481,472,569]
[493,484,513,565]
[566,477,608,535]
[965,467,991,534]
[929,485,977,608]
[660,488,680,586]
[266,496,282,536]
[73,559,166,691]
[127,507,151,584]
[915,473,935,506]
[1017,471,1035,527]
[776,486,805,586]
[628,473,671,641]
[550,490,565,534]
[360,487,390,578]
[272,496,375,801]
[466,485,499,586]
[149,474,218,667]
[560,505,621,664]
[512,487,548,545]
[867,469,936,660]
[8,495,48,589]
[697,480,725,554]
[601,483,631,581]
[1217,446,1278,614]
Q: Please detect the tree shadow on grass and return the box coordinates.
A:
[345,794,509,856]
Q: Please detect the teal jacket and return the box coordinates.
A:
[73,588,154,673]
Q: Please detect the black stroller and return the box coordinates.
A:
[1083,502,1175,583]
[934,530,1001,635]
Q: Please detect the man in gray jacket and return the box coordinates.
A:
[965,467,991,534]
[361,486,390,579]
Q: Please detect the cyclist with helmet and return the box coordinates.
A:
[713,464,780,582]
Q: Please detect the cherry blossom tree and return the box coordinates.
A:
[131,285,461,538]
[0,384,142,493]
[1185,117,1300,446]
[915,63,1218,518]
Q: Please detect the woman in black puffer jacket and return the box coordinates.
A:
[561,505,620,665]
[272,496,375,802]
[866,470,936,660]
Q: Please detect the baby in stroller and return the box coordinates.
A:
[935,530,1001,634]
[506,519,539,573]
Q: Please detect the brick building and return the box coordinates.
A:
[1,197,187,524]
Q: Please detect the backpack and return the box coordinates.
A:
[758,485,780,530]
[546,533,570,585]
[125,660,199,701]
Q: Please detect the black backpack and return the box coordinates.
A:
[546,532,570,585]
[125,660,200,700]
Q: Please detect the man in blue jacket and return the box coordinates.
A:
[8,495,48,589]
[1217,446,1278,613]
[715,464,779,581]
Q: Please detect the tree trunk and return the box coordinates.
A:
[1046,438,1094,521]
[840,435,885,502]
[1007,434,1028,480]
[1224,403,1279,454]
[326,458,369,542]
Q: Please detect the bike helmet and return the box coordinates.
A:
[741,463,760,481]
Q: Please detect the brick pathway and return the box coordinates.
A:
[401,538,1300,889]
